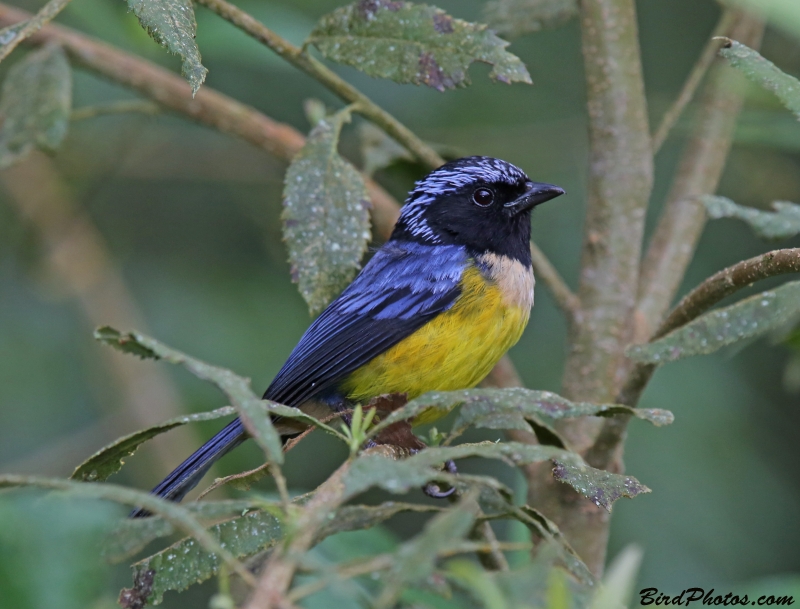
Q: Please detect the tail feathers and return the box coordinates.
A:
[130,418,247,518]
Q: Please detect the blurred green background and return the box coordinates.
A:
[0,0,799,605]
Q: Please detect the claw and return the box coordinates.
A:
[422,460,458,499]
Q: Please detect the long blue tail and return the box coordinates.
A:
[129,418,247,518]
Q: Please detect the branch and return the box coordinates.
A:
[0,3,402,242]
[194,0,445,170]
[593,247,800,471]
[530,241,580,322]
[651,9,738,154]
[636,12,765,341]
[0,0,71,63]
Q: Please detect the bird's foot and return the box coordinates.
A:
[422,459,458,499]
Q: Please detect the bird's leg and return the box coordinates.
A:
[422,459,458,499]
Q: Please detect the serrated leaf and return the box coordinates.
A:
[307,0,531,91]
[103,499,263,564]
[483,0,578,39]
[627,281,800,364]
[95,327,283,465]
[718,39,800,119]
[703,195,800,240]
[552,460,650,512]
[283,107,371,315]
[376,492,480,608]
[72,406,237,483]
[132,501,440,603]
[0,43,71,169]
[126,0,207,95]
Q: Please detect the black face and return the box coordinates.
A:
[392,157,565,263]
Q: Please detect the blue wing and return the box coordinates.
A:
[130,240,466,515]
[265,240,467,406]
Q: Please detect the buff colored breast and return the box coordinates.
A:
[340,256,533,422]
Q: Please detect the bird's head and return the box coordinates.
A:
[392,156,565,262]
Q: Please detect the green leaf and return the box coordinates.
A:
[132,501,440,603]
[370,388,672,444]
[627,281,800,364]
[590,545,643,609]
[71,406,236,483]
[358,122,412,176]
[95,327,283,465]
[552,460,649,512]
[126,0,207,94]
[703,195,800,241]
[0,475,252,592]
[103,499,263,564]
[718,39,800,119]
[375,492,480,608]
[307,0,531,91]
[0,43,71,169]
[483,0,578,39]
[283,107,371,315]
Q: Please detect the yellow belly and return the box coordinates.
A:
[340,265,530,422]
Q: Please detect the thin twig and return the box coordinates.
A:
[651,10,737,154]
[0,3,403,242]
[70,100,161,120]
[636,12,764,342]
[193,0,445,170]
[594,247,800,470]
[0,0,71,63]
[530,241,580,322]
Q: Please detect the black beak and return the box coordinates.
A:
[505,181,565,215]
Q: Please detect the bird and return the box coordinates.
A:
[130,156,564,516]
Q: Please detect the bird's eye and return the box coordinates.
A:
[472,187,494,207]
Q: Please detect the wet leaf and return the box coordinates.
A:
[126,0,207,94]
[552,460,650,512]
[283,107,371,315]
[376,492,480,608]
[0,43,71,168]
[703,195,800,240]
[483,0,578,39]
[71,406,237,483]
[627,281,800,364]
[132,501,440,603]
[95,327,283,465]
[370,388,672,444]
[103,500,263,564]
[718,39,800,119]
[307,0,531,91]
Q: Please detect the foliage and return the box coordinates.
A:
[483,0,578,39]
[306,0,531,90]
[703,196,800,241]
[283,107,372,315]
[0,43,70,168]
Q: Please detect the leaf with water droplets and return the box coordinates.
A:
[126,0,207,94]
[283,107,371,315]
[483,0,577,39]
[307,0,531,91]
[95,327,283,465]
[703,195,800,241]
[0,43,71,168]
[71,406,237,483]
[130,501,440,603]
[369,388,673,448]
[627,281,800,364]
[718,39,800,119]
[552,460,649,512]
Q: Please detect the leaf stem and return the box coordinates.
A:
[0,0,72,63]
[193,0,445,169]
[651,9,738,154]
[70,100,161,120]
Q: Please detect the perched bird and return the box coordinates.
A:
[131,156,564,516]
